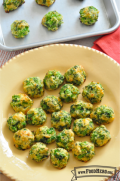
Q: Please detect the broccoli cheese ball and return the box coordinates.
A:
[51,110,72,131]
[35,126,56,144]
[43,70,64,90]
[7,112,26,132]
[90,105,115,125]
[40,95,63,113]
[56,129,74,151]
[70,100,93,119]
[10,93,33,114]
[42,11,63,31]
[82,82,104,104]
[59,84,80,103]
[72,141,95,162]
[11,20,30,39]
[90,125,111,147]
[3,0,24,13]
[35,0,55,7]
[29,142,49,162]
[64,65,86,86]
[80,6,99,26]
[26,108,46,126]
[23,77,44,98]
[13,128,34,150]
[73,118,95,137]
[50,148,70,169]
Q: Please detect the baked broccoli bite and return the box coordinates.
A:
[50,148,70,169]
[3,0,24,13]
[82,82,104,104]
[10,93,33,114]
[59,84,80,103]
[42,11,63,31]
[72,141,95,162]
[26,107,46,126]
[11,20,30,39]
[80,6,99,25]
[73,118,95,137]
[64,65,86,86]
[90,105,115,125]
[35,0,55,7]
[35,126,56,144]
[40,95,63,113]
[23,77,44,98]
[56,129,74,151]
[51,110,72,131]
[13,128,34,150]
[43,70,64,90]
[7,112,26,132]
[29,142,49,162]
[90,125,111,147]
[70,100,93,119]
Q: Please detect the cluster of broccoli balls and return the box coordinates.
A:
[7,64,114,169]
[3,0,99,38]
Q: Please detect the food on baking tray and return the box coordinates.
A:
[73,118,95,137]
[29,142,49,162]
[42,11,63,31]
[40,95,63,113]
[90,105,115,125]
[11,20,30,39]
[10,93,33,114]
[26,107,46,126]
[50,148,70,169]
[35,126,56,144]
[82,81,104,104]
[3,0,25,13]
[90,125,111,147]
[59,84,80,103]
[51,110,72,131]
[7,112,26,132]
[43,70,64,90]
[64,65,86,86]
[56,129,74,151]
[72,141,95,162]
[35,0,55,7]
[13,128,34,150]
[70,100,93,119]
[23,77,44,98]
[80,6,99,25]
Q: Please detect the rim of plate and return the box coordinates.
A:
[0,44,119,71]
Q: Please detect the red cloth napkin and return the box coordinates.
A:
[92,26,120,64]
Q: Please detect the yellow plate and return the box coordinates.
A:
[0,44,119,181]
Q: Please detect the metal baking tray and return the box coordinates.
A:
[0,0,119,51]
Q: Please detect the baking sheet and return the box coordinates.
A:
[0,0,119,50]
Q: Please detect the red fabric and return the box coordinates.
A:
[92,26,120,64]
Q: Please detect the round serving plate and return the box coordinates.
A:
[0,44,119,181]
